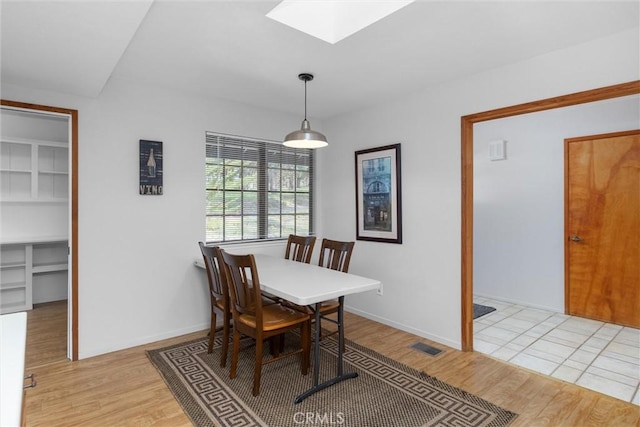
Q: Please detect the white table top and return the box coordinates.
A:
[252,254,381,306]
[1,311,27,427]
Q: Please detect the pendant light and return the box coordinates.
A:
[283,73,328,148]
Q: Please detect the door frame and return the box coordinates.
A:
[460,80,640,351]
[1,99,79,360]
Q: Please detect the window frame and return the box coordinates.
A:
[205,132,315,243]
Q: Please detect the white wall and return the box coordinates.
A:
[2,77,306,358]
[320,28,639,349]
[1,26,637,357]
[473,96,640,312]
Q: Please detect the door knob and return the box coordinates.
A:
[570,235,582,242]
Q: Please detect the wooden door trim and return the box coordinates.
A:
[564,129,640,314]
[1,99,79,361]
[460,80,640,351]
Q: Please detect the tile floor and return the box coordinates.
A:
[473,296,640,405]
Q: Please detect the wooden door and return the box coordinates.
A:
[565,130,640,328]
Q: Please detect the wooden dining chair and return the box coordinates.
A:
[284,238,355,350]
[284,234,316,263]
[314,238,355,344]
[318,238,355,273]
[198,242,231,366]
[219,250,311,397]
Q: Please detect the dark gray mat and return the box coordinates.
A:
[473,303,497,319]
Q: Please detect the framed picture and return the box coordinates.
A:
[139,139,163,195]
[355,143,402,244]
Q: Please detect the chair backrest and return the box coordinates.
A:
[198,242,228,307]
[284,234,316,263]
[318,239,355,273]
[219,250,263,321]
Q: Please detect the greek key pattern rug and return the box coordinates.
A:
[147,334,517,427]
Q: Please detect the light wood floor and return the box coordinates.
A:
[25,301,68,371]
[24,305,640,426]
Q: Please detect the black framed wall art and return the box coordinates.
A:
[139,139,163,195]
[355,143,402,244]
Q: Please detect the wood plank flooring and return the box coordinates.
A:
[24,306,640,426]
[25,301,68,371]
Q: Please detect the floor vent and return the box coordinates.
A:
[411,342,444,357]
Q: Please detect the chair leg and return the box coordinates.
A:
[269,336,280,358]
[253,338,263,396]
[269,334,285,356]
[208,311,216,354]
[220,311,231,367]
[230,329,240,379]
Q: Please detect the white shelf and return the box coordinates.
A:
[0,199,67,205]
[38,170,68,175]
[0,168,31,173]
[0,262,27,269]
[0,236,67,245]
[0,281,27,290]
[33,263,68,274]
[1,136,67,147]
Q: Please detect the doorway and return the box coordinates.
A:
[0,100,78,361]
[460,80,640,351]
[467,99,640,404]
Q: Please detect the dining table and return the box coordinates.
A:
[250,253,381,403]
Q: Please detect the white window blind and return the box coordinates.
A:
[205,132,315,243]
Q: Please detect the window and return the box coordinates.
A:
[205,132,315,243]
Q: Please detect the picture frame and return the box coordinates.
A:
[355,143,402,244]
[139,139,163,195]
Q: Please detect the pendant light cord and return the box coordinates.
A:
[304,79,308,120]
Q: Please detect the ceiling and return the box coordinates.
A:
[2,1,638,120]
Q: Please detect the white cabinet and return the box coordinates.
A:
[0,137,69,202]
[0,239,68,314]
[0,312,28,427]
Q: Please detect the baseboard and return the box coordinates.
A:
[345,305,461,351]
[78,322,209,360]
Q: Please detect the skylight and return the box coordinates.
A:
[266,0,415,44]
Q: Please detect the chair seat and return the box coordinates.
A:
[238,304,310,331]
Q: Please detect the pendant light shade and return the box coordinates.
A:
[284,73,328,148]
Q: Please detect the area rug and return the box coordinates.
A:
[147,334,517,427]
[473,304,497,319]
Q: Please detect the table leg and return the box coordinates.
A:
[294,296,358,404]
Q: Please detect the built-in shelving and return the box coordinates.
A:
[0,240,68,314]
[1,107,70,314]
[0,137,69,202]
